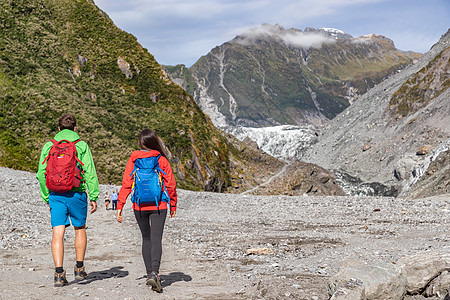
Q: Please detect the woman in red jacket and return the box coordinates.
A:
[116,129,177,293]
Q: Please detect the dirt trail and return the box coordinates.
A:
[241,160,291,195]
[0,202,242,300]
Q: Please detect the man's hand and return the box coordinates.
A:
[170,210,176,218]
[116,209,123,223]
[90,201,97,214]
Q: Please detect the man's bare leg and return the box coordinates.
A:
[74,225,87,262]
[52,225,66,269]
[74,225,88,280]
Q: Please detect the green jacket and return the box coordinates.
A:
[36,129,100,203]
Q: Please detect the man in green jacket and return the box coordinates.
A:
[37,113,99,287]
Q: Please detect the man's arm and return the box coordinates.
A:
[80,143,100,202]
[36,142,52,203]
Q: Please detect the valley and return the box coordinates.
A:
[168,27,450,199]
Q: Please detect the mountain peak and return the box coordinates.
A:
[233,24,336,49]
[305,27,353,39]
[353,34,395,47]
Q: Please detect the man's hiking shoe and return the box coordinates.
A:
[54,270,68,287]
[74,265,88,281]
[146,272,163,293]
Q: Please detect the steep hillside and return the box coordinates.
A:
[388,45,449,119]
[166,24,420,128]
[301,29,450,197]
[0,0,233,191]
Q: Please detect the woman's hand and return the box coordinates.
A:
[116,209,123,223]
[170,210,176,218]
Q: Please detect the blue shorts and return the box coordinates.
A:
[49,191,88,228]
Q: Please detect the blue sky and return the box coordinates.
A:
[95,0,449,67]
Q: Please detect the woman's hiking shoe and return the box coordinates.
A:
[74,265,88,281]
[146,272,163,293]
[54,270,68,287]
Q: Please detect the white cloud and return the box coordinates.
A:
[234,24,336,49]
[283,31,336,48]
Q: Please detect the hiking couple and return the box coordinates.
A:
[37,114,177,293]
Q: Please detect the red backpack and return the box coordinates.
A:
[43,139,84,193]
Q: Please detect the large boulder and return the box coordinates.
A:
[328,262,406,300]
[329,252,450,299]
[398,251,450,294]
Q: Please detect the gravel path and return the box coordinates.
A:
[0,167,449,299]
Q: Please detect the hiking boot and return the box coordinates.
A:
[54,270,68,287]
[146,272,163,293]
[74,265,88,281]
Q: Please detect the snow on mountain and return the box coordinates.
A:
[320,27,345,34]
[305,27,353,39]
[222,125,318,160]
[319,27,347,39]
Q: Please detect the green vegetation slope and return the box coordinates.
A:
[0,0,235,191]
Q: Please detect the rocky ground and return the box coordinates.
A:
[0,167,449,299]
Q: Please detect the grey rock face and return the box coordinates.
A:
[301,30,450,197]
[424,271,450,298]
[117,57,133,79]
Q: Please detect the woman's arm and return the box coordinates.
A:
[116,155,135,210]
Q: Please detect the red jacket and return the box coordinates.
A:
[117,150,177,212]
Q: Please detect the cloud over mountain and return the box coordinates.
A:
[234,24,336,49]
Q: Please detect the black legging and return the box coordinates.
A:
[134,209,167,274]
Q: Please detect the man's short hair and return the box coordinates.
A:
[58,114,77,131]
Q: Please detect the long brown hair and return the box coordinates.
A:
[138,129,167,158]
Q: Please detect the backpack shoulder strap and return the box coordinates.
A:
[42,139,58,164]
[155,154,170,208]
[155,155,167,175]
[71,139,84,166]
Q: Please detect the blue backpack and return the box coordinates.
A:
[130,155,170,208]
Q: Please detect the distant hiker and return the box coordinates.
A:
[116,129,177,293]
[104,192,111,210]
[36,113,99,287]
[110,190,118,210]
